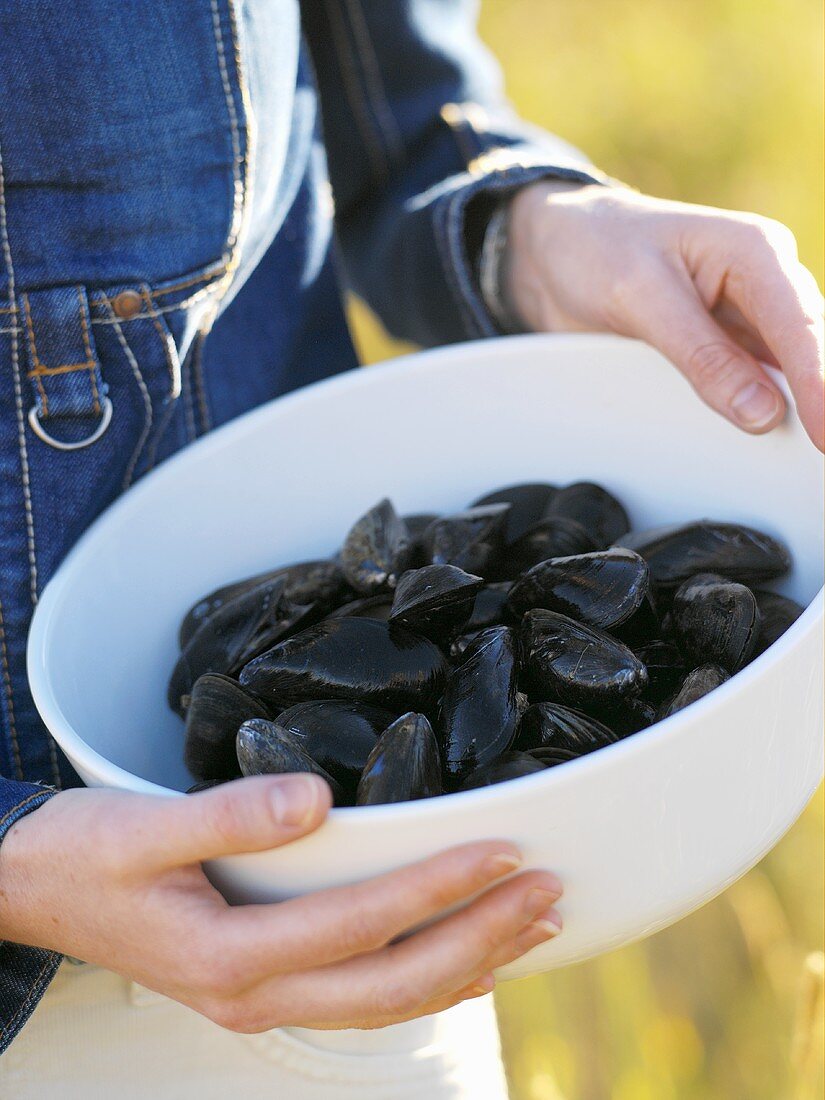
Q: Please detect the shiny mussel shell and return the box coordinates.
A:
[389,564,483,641]
[272,700,393,796]
[507,548,649,631]
[465,582,513,631]
[403,513,441,568]
[615,520,791,590]
[753,590,804,655]
[595,694,657,737]
[239,617,447,711]
[326,594,394,621]
[470,482,558,544]
[426,504,510,577]
[633,639,687,704]
[439,625,521,782]
[340,498,412,594]
[515,701,619,758]
[356,712,442,806]
[521,609,648,708]
[502,516,596,577]
[546,481,630,546]
[461,751,548,790]
[236,719,346,803]
[660,664,730,718]
[671,574,760,672]
[183,673,270,782]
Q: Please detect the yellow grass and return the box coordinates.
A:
[348,2,824,1096]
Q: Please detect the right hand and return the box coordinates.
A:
[0,775,562,1032]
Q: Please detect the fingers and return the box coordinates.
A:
[725,234,824,450]
[126,775,332,870]
[233,869,562,1030]
[623,263,787,435]
[214,840,531,974]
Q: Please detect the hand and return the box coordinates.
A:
[505,181,824,450]
[0,776,562,1033]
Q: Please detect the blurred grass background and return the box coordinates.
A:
[349,1,824,1097]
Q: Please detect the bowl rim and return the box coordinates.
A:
[27,333,825,815]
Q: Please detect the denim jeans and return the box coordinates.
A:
[0,0,601,1051]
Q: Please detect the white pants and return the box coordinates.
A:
[0,961,510,1099]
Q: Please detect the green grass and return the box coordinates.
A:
[349,2,824,1096]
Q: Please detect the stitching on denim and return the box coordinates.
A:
[21,296,50,417]
[190,330,213,433]
[0,955,55,1043]
[152,261,228,298]
[342,0,404,166]
[140,288,181,400]
[102,300,154,491]
[77,286,102,415]
[0,325,18,334]
[46,736,61,792]
[209,0,244,254]
[322,0,388,180]
[26,361,94,378]
[0,304,15,314]
[90,281,220,327]
[0,789,49,833]
[0,598,23,781]
[0,143,39,604]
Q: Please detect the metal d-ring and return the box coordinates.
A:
[27,395,113,451]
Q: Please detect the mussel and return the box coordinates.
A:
[506,548,649,631]
[546,481,630,545]
[464,582,513,631]
[671,574,760,672]
[439,626,521,782]
[615,521,790,590]
[515,701,619,757]
[326,594,394,621]
[239,617,447,711]
[236,718,346,803]
[521,609,648,707]
[753,590,804,655]
[403,513,441,568]
[268,700,393,797]
[183,673,270,782]
[596,694,657,737]
[503,516,596,577]
[389,564,483,641]
[460,751,548,789]
[426,503,510,576]
[633,640,687,704]
[660,664,730,718]
[340,498,411,593]
[470,482,558,544]
[356,713,442,805]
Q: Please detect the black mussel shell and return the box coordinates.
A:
[612,590,661,647]
[671,575,760,672]
[356,712,442,805]
[521,609,648,708]
[615,521,791,591]
[465,582,513,632]
[439,626,521,782]
[426,503,510,577]
[660,664,730,718]
[596,695,657,737]
[389,564,483,641]
[236,719,346,803]
[168,577,301,716]
[633,640,687,704]
[272,700,393,796]
[178,560,347,650]
[184,673,270,782]
[448,629,486,661]
[403,513,441,569]
[470,483,558,544]
[186,778,226,794]
[527,746,584,768]
[753,590,804,655]
[341,498,412,594]
[460,751,548,790]
[502,516,596,577]
[239,618,447,711]
[546,481,630,546]
[515,701,619,756]
[507,548,649,632]
[327,594,394,621]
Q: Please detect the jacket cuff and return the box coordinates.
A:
[0,780,61,1054]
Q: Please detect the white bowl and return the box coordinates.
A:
[28,334,824,979]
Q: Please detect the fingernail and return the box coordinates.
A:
[730,381,781,428]
[483,851,523,878]
[515,911,563,953]
[523,883,562,916]
[269,775,320,827]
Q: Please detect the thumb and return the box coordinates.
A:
[134,774,332,870]
[627,267,786,434]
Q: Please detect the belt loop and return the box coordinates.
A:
[21,285,112,450]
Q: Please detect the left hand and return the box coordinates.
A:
[505,181,824,451]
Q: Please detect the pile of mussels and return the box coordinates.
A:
[169,482,803,806]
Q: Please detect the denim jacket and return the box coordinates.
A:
[0,0,602,1051]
